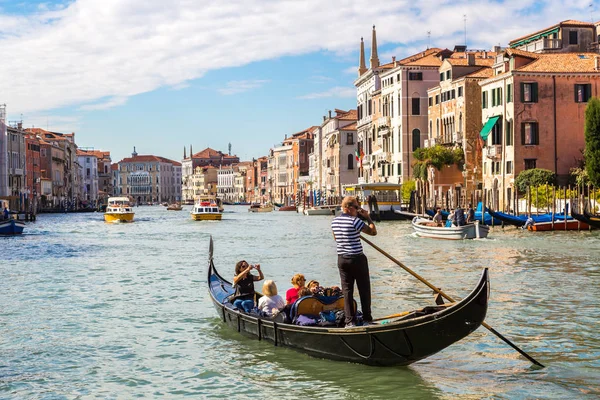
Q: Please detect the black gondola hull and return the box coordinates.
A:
[208,240,489,366]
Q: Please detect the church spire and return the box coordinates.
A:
[190,144,193,157]
[358,37,367,77]
[183,146,187,159]
[370,25,379,69]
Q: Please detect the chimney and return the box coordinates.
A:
[323,116,326,121]
[392,56,396,67]
[467,53,475,66]
[493,45,501,54]
[483,51,487,59]
[17,122,22,130]
[328,110,332,118]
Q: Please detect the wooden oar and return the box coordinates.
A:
[360,235,545,368]
[372,311,410,322]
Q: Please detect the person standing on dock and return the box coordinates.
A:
[331,196,377,327]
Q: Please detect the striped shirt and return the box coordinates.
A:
[331,213,365,255]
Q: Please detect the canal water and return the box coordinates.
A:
[1,206,599,399]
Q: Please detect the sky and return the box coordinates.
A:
[0,0,596,163]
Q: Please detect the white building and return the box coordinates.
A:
[76,150,99,205]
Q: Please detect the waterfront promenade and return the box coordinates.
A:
[1,206,599,398]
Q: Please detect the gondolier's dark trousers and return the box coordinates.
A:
[337,253,372,324]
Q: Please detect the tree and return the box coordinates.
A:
[412,145,464,180]
[514,168,555,193]
[585,97,600,186]
[402,180,416,202]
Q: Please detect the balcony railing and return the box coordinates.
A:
[486,144,502,159]
[518,38,562,53]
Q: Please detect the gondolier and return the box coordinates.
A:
[331,196,377,327]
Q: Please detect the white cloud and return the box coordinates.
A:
[0,0,594,116]
[79,96,128,110]
[298,86,356,100]
[218,80,269,95]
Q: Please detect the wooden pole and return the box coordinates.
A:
[551,186,556,229]
[527,186,531,217]
[360,235,545,368]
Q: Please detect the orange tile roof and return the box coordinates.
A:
[337,109,358,121]
[465,67,494,79]
[447,57,495,67]
[503,48,540,59]
[397,48,442,65]
[516,52,600,73]
[340,122,357,130]
[120,155,181,165]
[509,19,593,45]
[191,147,237,159]
[111,164,118,170]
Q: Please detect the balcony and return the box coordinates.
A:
[517,38,561,53]
[453,131,463,143]
[486,144,502,159]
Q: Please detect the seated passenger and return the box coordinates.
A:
[257,280,285,317]
[297,287,312,298]
[306,280,323,295]
[232,260,264,312]
[286,274,306,305]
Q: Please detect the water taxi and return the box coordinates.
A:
[191,199,222,220]
[104,197,135,223]
[342,183,406,221]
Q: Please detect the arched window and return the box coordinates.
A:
[429,120,432,136]
[436,119,440,136]
[348,154,354,170]
[412,129,421,152]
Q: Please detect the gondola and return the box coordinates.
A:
[582,209,600,229]
[207,236,490,366]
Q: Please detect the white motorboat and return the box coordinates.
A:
[411,217,489,240]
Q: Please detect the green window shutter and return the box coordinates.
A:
[498,88,503,105]
[532,82,538,102]
[534,123,539,144]
[586,84,592,101]
[507,84,512,102]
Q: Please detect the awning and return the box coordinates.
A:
[479,116,500,141]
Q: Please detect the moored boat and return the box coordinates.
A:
[104,197,135,223]
[0,219,26,235]
[248,203,273,212]
[191,199,222,220]
[411,217,489,240]
[528,220,590,231]
[166,203,183,211]
[342,183,407,221]
[207,236,489,366]
[303,205,338,215]
[278,205,297,211]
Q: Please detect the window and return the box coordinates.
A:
[86,168,90,177]
[505,120,513,146]
[569,31,578,45]
[412,97,420,115]
[482,91,488,109]
[574,84,592,103]
[524,159,537,170]
[496,87,502,106]
[409,72,423,80]
[446,70,451,80]
[412,129,421,152]
[435,94,440,104]
[491,119,502,145]
[521,82,538,103]
[347,154,354,170]
[507,83,513,103]
[440,72,445,82]
[521,122,539,145]
[506,161,513,174]
[397,163,402,176]
[346,132,354,145]
[428,97,433,107]
[458,87,463,97]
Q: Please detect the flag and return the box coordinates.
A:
[355,148,360,161]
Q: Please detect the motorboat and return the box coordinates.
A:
[191,198,222,221]
[104,197,135,223]
[411,217,489,240]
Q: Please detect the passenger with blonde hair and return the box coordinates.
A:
[257,280,286,317]
[285,273,306,305]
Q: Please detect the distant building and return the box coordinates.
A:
[116,148,182,204]
[181,147,239,203]
[76,149,99,205]
[509,20,596,54]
